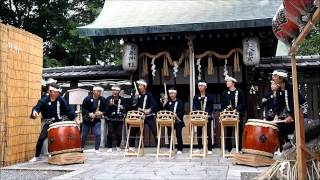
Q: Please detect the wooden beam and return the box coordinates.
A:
[290,8,320,54]
[291,55,307,180]
[289,8,319,180]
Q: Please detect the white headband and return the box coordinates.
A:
[46,78,57,84]
[198,82,207,87]
[111,86,121,91]
[93,86,104,91]
[49,86,62,92]
[168,89,177,93]
[272,71,288,78]
[225,76,237,83]
[137,80,147,86]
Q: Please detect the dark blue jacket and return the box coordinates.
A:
[134,92,158,114]
[275,83,306,118]
[82,95,107,124]
[193,93,214,119]
[163,99,185,127]
[105,95,127,119]
[31,96,76,122]
[221,88,245,115]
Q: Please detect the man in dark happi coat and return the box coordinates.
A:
[105,85,127,153]
[81,85,106,153]
[162,87,185,154]
[221,76,245,152]
[192,80,214,154]
[129,79,158,150]
[261,80,278,121]
[272,69,307,151]
[29,84,76,162]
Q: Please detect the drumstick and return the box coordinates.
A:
[270,120,288,123]
[164,82,167,96]
[134,81,138,94]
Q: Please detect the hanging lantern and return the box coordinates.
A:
[242,37,260,66]
[122,43,138,72]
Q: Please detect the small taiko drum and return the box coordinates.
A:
[126,110,145,125]
[189,111,208,126]
[242,119,280,157]
[272,4,299,45]
[47,121,81,155]
[156,110,175,126]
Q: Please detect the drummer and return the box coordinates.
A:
[29,83,76,162]
[261,80,279,121]
[129,79,158,151]
[192,80,214,154]
[162,87,185,154]
[42,78,57,97]
[272,69,307,150]
[81,85,106,153]
[221,76,245,152]
[105,85,127,153]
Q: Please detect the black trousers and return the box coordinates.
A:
[35,124,50,157]
[129,116,157,147]
[197,120,213,151]
[106,120,123,148]
[278,121,295,151]
[226,117,243,151]
[167,124,184,151]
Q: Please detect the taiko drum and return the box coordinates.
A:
[242,119,280,157]
[47,121,81,155]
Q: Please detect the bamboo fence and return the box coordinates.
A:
[0,23,43,167]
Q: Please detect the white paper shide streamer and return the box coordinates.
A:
[151,58,156,79]
[173,61,179,78]
[197,58,202,80]
[224,59,229,78]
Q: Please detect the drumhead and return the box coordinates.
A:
[247,119,278,129]
[49,121,77,128]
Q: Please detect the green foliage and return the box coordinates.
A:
[298,23,320,55]
[0,0,122,67]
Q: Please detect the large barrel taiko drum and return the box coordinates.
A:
[272,4,300,45]
[283,0,314,26]
[242,119,280,157]
[48,121,81,155]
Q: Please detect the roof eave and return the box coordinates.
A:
[78,18,273,37]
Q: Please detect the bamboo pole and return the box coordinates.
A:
[290,8,320,54]
[289,7,320,180]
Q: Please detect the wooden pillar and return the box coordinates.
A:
[187,35,195,111]
[289,8,319,180]
[291,54,306,180]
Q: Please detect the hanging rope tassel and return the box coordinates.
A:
[233,53,237,73]
[162,56,169,77]
[184,58,190,77]
[236,52,241,72]
[142,56,148,77]
[208,55,214,75]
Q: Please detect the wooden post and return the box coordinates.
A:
[288,7,319,180]
[291,54,307,179]
[187,35,195,111]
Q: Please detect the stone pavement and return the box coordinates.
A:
[1,148,268,180]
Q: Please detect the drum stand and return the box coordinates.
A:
[189,119,208,159]
[156,118,175,159]
[124,118,144,157]
[220,110,239,158]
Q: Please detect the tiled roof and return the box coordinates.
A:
[78,0,282,36]
[43,65,130,80]
[256,55,320,69]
